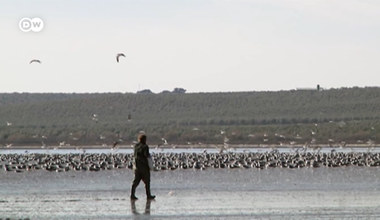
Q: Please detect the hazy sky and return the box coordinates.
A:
[1,0,380,93]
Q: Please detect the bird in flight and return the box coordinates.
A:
[161,138,168,145]
[30,59,41,64]
[116,53,125,63]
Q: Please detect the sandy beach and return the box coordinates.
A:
[0,166,379,219]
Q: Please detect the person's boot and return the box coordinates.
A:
[147,194,155,200]
[131,186,138,200]
[145,184,156,200]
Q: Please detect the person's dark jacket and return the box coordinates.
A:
[134,142,150,171]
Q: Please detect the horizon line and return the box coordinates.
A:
[0,86,378,94]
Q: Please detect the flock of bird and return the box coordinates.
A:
[2,119,379,173]
[1,151,379,173]
[29,53,126,64]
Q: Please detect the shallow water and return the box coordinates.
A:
[0,167,379,219]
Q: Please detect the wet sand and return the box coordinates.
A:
[0,167,379,219]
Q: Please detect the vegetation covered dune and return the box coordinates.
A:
[0,87,379,147]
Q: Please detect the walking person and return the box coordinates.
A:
[131,134,155,200]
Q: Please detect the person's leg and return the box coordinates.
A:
[131,170,142,199]
[142,169,155,199]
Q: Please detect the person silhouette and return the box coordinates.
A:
[130,134,156,200]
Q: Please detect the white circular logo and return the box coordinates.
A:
[19,17,44,32]
[19,18,32,32]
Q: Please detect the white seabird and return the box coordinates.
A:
[161,138,168,145]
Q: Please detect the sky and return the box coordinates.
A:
[1,0,380,93]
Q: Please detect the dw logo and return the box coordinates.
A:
[19,17,44,32]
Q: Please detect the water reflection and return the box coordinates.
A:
[145,199,151,215]
[1,167,379,218]
[130,199,152,216]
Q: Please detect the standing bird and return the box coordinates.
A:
[112,141,119,149]
[116,53,126,63]
[29,59,41,64]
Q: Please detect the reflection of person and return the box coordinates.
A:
[130,199,152,215]
[131,134,156,200]
[131,199,138,215]
[144,199,151,214]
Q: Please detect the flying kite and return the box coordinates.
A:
[116,53,125,63]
